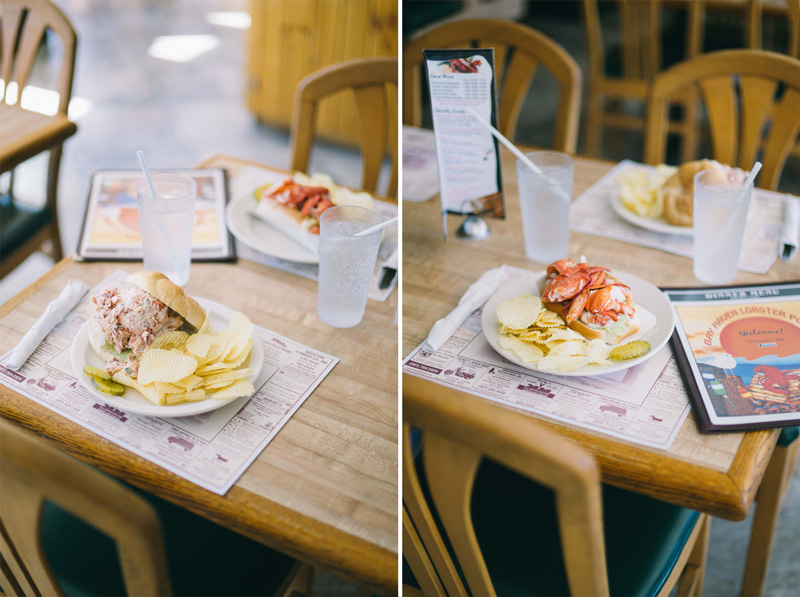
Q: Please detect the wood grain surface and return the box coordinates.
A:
[402,141,797,521]
[0,155,398,593]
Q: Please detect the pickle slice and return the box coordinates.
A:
[609,340,651,361]
[91,376,126,396]
[83,365,111,381]
[83,365,125,395]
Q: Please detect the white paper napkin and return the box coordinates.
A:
[781,195,799,263]
[6,279,89,371]
[423,267,508,352]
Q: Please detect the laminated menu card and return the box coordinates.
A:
[76,168,235,262]
[667,282,800,432]
[423,48,504,236]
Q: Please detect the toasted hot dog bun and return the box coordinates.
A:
[543,298,640,345]
[253,199,320,254]
[126,271,205,329]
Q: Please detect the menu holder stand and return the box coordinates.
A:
[423,49,504,241]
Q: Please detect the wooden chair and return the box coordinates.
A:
[403,376,710,596]
[0,0,78,278]
[0,419,307,596]
[581,0,704,162]
[740,427,800,597]
[643,49,800,191]
[290,56,398,198]
[746,0,800,58]
[402,18,582,153]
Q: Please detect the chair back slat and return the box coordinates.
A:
[699,75,738,166]
[402,504,447,596]
[290,56,397,197]
[403,18,581,152]
[0,420,173,596]
[402,424,467,595]
[762,86,800,189]
[739,76,778,168]
[645,49,800,190]
[403,376,610,597]
[423,434,495,596]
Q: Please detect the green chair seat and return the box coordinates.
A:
[42,483,298,597]
[0,194,53,256]
[405,450,702,596]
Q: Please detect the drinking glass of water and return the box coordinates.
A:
[317,205,383,328]
[136,172,197,286]
[516,151,573,264]
[693,168,752,285]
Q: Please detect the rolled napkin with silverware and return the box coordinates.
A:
[780,194,799,263]
[423,267,508,352]
[6,279,89,371]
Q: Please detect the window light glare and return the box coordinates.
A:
[1,80,91,119]
[147,35,221,63]
[206,12,251,29]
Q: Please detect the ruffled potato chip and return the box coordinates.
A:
[212,379,255,400]
[138,348,198,385]
[496,294,542,330]
[148,331,189,351]
[500,335,545,363]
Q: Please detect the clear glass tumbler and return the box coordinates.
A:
[693,169,752,285]
[317,205,383,328]
[137,172,197,287]
[516,151,573,264]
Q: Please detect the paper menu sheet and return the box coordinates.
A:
[0,271,338,495]
[570,160,786,274]
[403,309,692,450]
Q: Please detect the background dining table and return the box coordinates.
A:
[0,155,398,593]
[403,144,798,522]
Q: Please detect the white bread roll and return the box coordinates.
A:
[126,271,205,329]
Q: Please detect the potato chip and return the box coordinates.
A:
[165,389,206,404]
[538,354,591,372]
[587,339,613,364]
[547,340,589,357]
[199,368,253,389]
[535,310,566,327]
[496,294,542,330]
[112,371,165,405]
[500,335,545,363]
[211,379,254,400]
[138,348,198,385]
[148,331,189,351]
[173,374,204,391]
[185,333,216,359]
[198,310,212,334]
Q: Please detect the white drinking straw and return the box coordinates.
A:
[466,107,542,173]
[136,150,179,268]
[465,107,571,203]
[742,161,762,192]
[354,216,398,237]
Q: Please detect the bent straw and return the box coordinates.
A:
[354,216,398,237]
[465,107,571,202]
[136,150,180,270]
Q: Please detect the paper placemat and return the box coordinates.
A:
[403,265,692,450]
[570,160,787,274]
[0,270,338,495]
[229,167,398,302]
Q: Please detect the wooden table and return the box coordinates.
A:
[0,155,398,593]
[403,146,798,521]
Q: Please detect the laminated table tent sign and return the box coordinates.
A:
[423,49,504,240]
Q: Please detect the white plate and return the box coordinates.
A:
[610,188,694,237]
[226,192,318,264]
[481,270,675,377]
[71,297,264,417]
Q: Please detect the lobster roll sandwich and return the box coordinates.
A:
[540,259,639,345]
